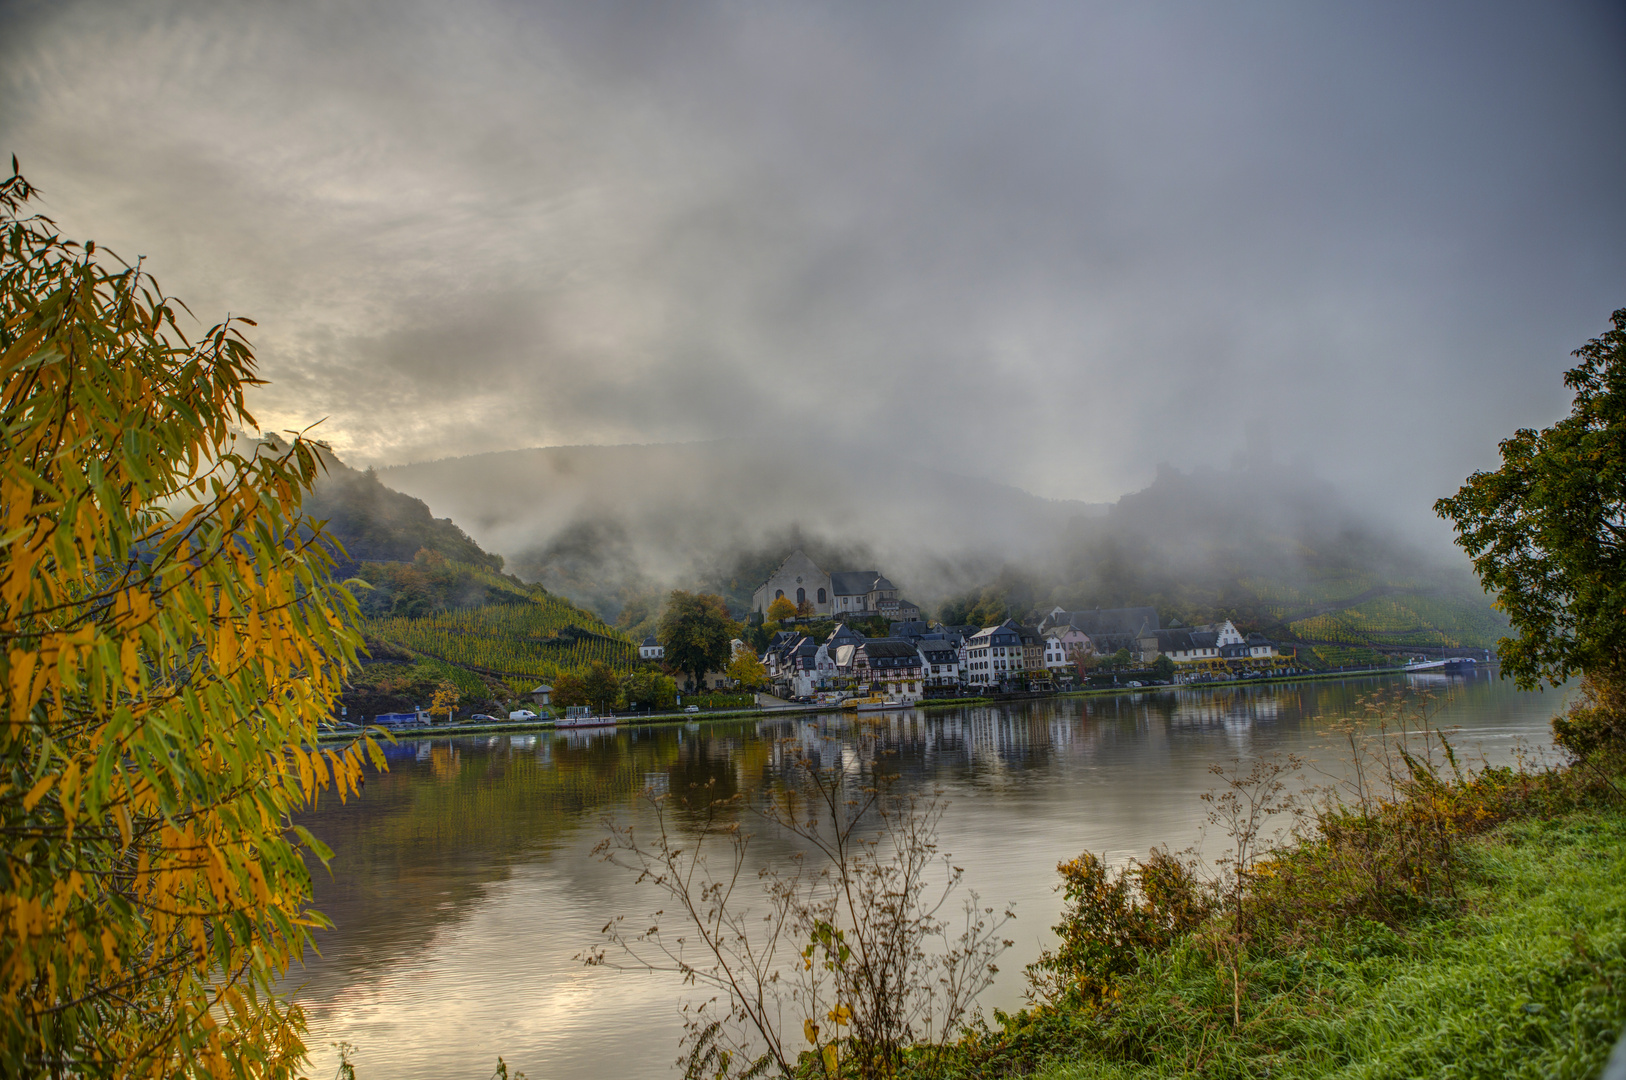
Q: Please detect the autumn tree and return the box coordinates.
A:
[765,595,797,622]
[0,166,379,1077]
[725,649,768,690]
[429,682,460,723]
[659,591,739,691]
[551,671,588,708]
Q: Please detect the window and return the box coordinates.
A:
[797,587,806,605]
[775,589,784,600]
[817,588,826,603]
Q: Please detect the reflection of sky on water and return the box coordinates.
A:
[290,672,1570,1080]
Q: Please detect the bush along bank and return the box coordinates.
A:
[917,691,1626,1080]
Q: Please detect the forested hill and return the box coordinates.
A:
[304,459,504,575]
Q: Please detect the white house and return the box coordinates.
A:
[916,637,964,688]
[964,621,1025,686]
[640,635,664,661]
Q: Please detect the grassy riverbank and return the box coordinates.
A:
[915,727,1626,1080]
[997,810,1626,1080]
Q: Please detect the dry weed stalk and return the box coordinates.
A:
[583,741,1012,1079]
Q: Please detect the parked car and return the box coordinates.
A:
[470,713,497,722]
[1126,680,1143,688]
[684,705,701,713]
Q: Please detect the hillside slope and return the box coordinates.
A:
[378,438,1104,617]
[305,458,635,717]
[365,440,1505,667]
[1044,462,1508,665]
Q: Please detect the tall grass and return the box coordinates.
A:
[927,691,1626,1080]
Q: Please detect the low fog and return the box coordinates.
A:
[372,437,1465,625]
[4,0,1624,583]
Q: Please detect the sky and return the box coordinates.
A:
[3,0,1624,536]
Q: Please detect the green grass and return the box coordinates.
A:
[1024,810,1626,1080]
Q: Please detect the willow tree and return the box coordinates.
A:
[0,165,379,1077]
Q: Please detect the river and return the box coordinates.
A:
[289,671,1572,1079]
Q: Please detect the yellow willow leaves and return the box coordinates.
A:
[0,165,384,1079]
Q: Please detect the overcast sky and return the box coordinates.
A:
[3,0,1623,530]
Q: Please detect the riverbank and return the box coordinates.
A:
[915,736,1626,1079]
[312,664,1436,743]
[1014,807,1626,1080]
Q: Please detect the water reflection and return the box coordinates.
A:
[291,672,1569,1080]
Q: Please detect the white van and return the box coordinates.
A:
[508,709,538,721]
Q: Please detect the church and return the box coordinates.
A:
[750,550,915,619]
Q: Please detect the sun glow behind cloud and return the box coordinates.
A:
[2,0,1622,524]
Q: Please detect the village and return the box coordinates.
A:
[713,550,1298,705]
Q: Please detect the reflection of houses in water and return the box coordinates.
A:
[786,706,1079,774]
[1147,685,1289,730]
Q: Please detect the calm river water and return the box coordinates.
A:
[290,672,1571,1080]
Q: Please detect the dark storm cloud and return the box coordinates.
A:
[2,0,1623,532]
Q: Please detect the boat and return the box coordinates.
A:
[854,697,907,712]
[556,705,617,729]
[1403,656,1478,675]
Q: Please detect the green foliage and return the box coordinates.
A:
[1027,849,1211,1008]
[1436,307,1626,692]
[659,590,739,688]
[0,166,375,1077]
[620,669,677,711]
[551,671,587,708]
[341,656,494,720]
[581,660,620,712]
[1150,654,1175,680]
[931,690,1626,1080]
[938,752,1626,1080]
[1551,676,1626,759]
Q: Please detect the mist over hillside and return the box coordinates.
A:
[378,439,1105,617]
[374,440,1495,642]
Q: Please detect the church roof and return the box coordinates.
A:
[830,570,884,595]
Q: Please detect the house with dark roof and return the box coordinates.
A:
[830,570,897,616]
[854,638,926,702]
[775,635,822,698]
[1040,606,1161,662]
[1043,625,1092,673]
[917,637,964,688]
[751,553,921,621]
[639,635,664,661]
[964,620,1027,687]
